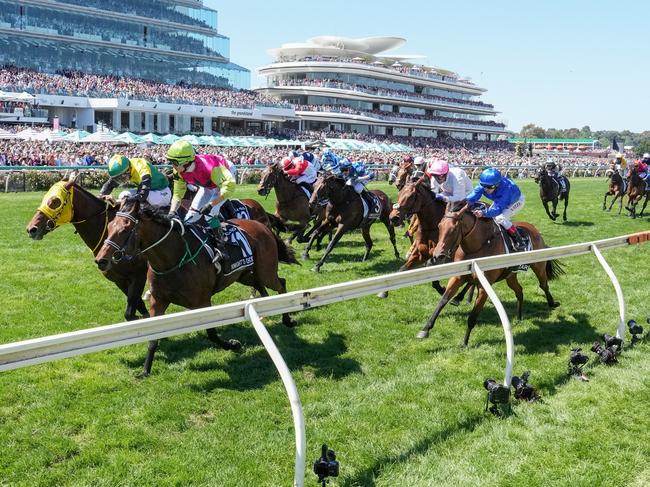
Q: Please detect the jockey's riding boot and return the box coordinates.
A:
[208,220,231,275]
[507,225,526,251]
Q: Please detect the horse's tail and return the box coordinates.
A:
[266,212,287,233]
[274,232,300,265]
[546,259,565,281]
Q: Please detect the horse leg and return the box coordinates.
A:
[450,282,473,306]
[505,274,524,320]
[206,328,242,351]
[562,192,569,221]
[417,276,463,339]
[128,278,149,319]
[463,287,489,347]
[140,295,170,377]
[254,273,297,328]
[552,198,560,220]
[543,200,555,221]
[313,224,347,272]
[384,217,400,259]
[603,192,609,211]
[360,225,373,262]
[639,193,650,217]
[303,220,328,260]
[618,193,623,214]
[531,262,560,308]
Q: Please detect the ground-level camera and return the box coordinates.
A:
[483,378,511,416]
[568,347,589,381]
[313,444,339,485]
[511,371,540,402]
[591,341,618,365]
[628,320,644,344]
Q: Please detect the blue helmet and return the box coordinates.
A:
[302,152,314,163]
[479,168,502,187]
[288,150,301,159]
[339,158,352,172]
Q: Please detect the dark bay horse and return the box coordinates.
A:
[306,173,400,272]
[421,203,563,346]
[602,165,626,214]
[534,167,570,221]
[26,174,150,321]
[625,171,650,218]
[95,198,299,376]
[257,162,322,242]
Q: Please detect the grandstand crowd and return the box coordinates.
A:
[0,66,288,110]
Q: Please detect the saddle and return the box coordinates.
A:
[360,191,382,221]
[551,175,568,196]
[219,199,251,221]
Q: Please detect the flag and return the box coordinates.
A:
[612,138,623,154]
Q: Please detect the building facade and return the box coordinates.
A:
[0,0,249,88]
[258,36,506,140]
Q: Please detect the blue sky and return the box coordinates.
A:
[211,0,649,133]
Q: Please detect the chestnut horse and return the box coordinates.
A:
[26,174,150,321]
[388,178,473,302]
[95,198,299,376]
[625,170,650,218]
[257,162,323,243]
[306,173,400,272]
[602,165,626,214]
[421,202,563,346]
[533,167,570,222]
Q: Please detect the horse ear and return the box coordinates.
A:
[69,171,81,183]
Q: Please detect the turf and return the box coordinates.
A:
[1,178,650,486]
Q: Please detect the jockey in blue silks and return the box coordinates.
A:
[340,160,375,194]
[320,148,341,175]
[466,167,527,250]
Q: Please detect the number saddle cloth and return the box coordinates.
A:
[190,221,254,276]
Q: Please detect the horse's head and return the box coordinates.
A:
[430,201,470,264]
[95,197,142,272]
[257,162,280,196]
[390,178,427,226]
[395,162,415,190]
[533,166,545,184]
[26,172,80,239]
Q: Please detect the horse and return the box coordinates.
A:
[625,170,650,218]
[305,173,400,272]
[533,166,570,221]
[420,202,563,346]
[94,198,300,376]
[388,177,474,303]
[26,173,150,321]
[602,165,626,214]
[257,162,323,243]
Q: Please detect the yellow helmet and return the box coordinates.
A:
[167,140,195,166]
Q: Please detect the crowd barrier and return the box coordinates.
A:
[1,231,649,486]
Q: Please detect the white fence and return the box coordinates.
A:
[1,231,649,486]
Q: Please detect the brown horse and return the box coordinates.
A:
[257,162,322,242]
[625,170,650,218]
[533,166,570,221]
[220,198,286,232]
[421,202,563,346]
[95,198,299,376]
[26,174,150,321]
[306,173,400,272]
[603,165,626,214]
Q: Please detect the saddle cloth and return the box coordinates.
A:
[360,192,382,221]
[552,176,568,197]
[191,222,254,276]
[498,225,532,273]
[219,199,251,221]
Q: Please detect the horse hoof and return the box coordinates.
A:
[450,299,460,307]
[416,330,429,340]
[377,291,388,299]
[550,301,561,309]
[136,371,150,379]
[302,253,310,260]
[312,266,321,273]
[283,318,298,328]
[227,339,242,351]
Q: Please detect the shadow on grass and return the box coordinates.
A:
[561,221,595,227]
[340,414,485,487]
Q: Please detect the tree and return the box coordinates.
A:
[519,124,546,138]
[633,139,650,157]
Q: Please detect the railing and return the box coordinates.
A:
[1,231,649,486]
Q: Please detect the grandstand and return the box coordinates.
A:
[258,36,507,141]
[0,1,295,134]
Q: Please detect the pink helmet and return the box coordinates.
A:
[427,158,449,176]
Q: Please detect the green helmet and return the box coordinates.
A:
[108,154,131,178]
[167,140,195,166]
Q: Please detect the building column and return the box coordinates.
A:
[112,110,121,131]
[159,113,170,133]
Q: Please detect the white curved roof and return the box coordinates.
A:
[269,35,408,60]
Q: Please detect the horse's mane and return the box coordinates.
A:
[71,181,103,203]
[448,200,467,213]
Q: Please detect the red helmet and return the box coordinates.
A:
[403,155,414,163]
[281,157,293,170]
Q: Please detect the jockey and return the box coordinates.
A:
[614,153,627,175]
[100,154,171,207]
[424,158,473,203]
[281,154,318,193]
[321,148,341,174]
[340,159,375,194]
[166,140,236,273]
[632,159,650,187]
[302,151,321,172]
[413,156,426,179]
[544,158,567,193]
[643,153,650,165]
[466,168,527,251]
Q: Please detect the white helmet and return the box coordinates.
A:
[414,156,425,168]
[643,153,650,159]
